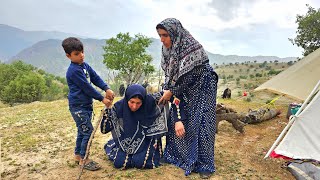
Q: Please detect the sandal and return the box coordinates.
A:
[80,160,101,171]
[199,172,212,179]
[74,154,81,164]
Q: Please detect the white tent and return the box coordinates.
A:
[265,80,320,161]
[255,48,320,100]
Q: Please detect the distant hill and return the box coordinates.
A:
[8,38,165,78]
[206,53,297,65]
[0,24,83,61]
[9,38,109,78]
[9,37,298,78]
[3,24,298,77]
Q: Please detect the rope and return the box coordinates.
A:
[77,107,108,180]
[260,95,284,109]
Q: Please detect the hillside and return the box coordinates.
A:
[1,98,294,180]
[2,24,298,78]
[0,24,83,61]
[8,37,298,79]
[9,39,109,78]
[207,53,297,65]
[214,61,297,100]
[0,60,299,179]
[8,38,163,78]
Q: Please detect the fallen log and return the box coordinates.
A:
[215,103,281,134]
[240,108,281,124]
[216,113,245,133]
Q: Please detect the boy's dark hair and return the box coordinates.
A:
[62,37,83,55]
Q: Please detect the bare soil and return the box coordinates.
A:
[1,98,294,180]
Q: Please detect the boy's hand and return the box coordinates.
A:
[102,97,112,108]
[105,89,115,101]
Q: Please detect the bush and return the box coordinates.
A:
[1,72,47,105]
[0,61,68,105]
[237,91,241,96]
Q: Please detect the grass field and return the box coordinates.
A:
[1,97,294,179]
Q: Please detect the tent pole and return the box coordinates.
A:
[264,80,320,159]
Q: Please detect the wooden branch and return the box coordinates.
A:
[216,113,245,133]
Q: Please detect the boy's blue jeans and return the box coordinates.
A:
[69,104,93,159]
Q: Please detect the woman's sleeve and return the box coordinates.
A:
[100,107,116,134]
[171,97,187,123]
[163,72,170,90]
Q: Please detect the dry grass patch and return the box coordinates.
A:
[1,98,294,179]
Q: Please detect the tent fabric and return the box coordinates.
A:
[270,151,292,160]
[287,161,320,180]
[255,48,320,100]
[273,89,320,161]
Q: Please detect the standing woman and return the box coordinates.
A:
[156,18,218,179]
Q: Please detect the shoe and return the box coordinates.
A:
[199,171,212,179]
[79,159,101,171]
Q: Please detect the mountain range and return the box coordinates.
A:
[1,24,298,78]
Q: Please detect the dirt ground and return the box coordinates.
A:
[1,98,294,180]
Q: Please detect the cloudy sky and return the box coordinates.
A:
[1,0,320,57]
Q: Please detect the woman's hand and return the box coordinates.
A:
[102,97,112,108]
[175,121,185,138]
[158,90,173,104]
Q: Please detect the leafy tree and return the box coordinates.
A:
[289,4,320,56]
[42,80,65,101]
[236,78,240,85]
[103,32,155,85]
[0,63,19,91]
[11,60,35,72]
[0,61,37,91]
[1,72,47,105]
[0,61,68,105]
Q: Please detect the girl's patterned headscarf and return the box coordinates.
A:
[156,18,209,87]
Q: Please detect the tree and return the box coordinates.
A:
[289,4,320,56]
[103,32,155,85]
[1,72,47,105]
[0,61,37,94]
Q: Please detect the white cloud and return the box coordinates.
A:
[137,0,316,32]
[0,0,319,57]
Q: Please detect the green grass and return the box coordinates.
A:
[1,100,74,152]
[1,91,295,179]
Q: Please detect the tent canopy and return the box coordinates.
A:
[265,81,320,161]
[255,48,320,100]
[274,86,320,161]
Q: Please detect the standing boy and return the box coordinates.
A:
[62,37,114,170]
